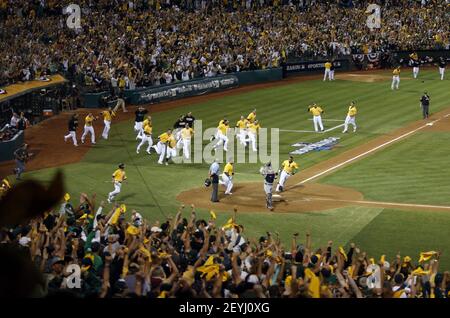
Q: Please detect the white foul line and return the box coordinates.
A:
[309,197,450,210]
[280,123,345,134]
[308,118,345,122]
[297,118,442,185]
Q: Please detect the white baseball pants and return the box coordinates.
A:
[343,115,357,132]
[108,181,122,201]
[323,69,331,81]
[276,170,291,192]
[181,138,191,159]
[81,125,95,143]
[64,131,78,146]
[237,129,248,146]
[102,120,111,139]
[391,75,400,90]
[313,115,324,132]
[439,67,445,80]
[137,135,153,153]
[220,174,233,194]
[214,133,229,152]
[248,132,257,151]
[413,67,419,79]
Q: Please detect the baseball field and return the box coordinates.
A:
[12,68,450,268]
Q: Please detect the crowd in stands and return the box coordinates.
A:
[0,188,448,298]
[0,0,448,90]
[0,111,29,142]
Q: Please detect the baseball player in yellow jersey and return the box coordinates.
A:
[165,133,177,165]
[137,116,152,140]
[276,156,299,192]
[152,129,172,165]
[213,119,230,152]
[323,61,332,81]
[235,116,249,146]
[219,159,234,195]
[247,120,261,152]
[247,109,257,123]
[100,107,116,140]
[107,163,127,203]
[136,122,153,154]
[81,112,98,144]
[212,117,227,141]
[342,101,358,133]
[308,103,324,132]
[178,123,194,159]
[391,66,401,90]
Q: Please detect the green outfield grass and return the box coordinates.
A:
[23,69,450,268]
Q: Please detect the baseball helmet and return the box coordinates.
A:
[204,178,212,187]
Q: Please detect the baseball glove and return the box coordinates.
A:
[204,178,212,187]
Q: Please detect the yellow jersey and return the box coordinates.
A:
[347,106,357,117]
[324,62,332,70]
[143,124,152,135]
[393,68,400,76]
[247,112,256,123]
[218,123,228,135]
[282,160,299,174]
[224,163,234,176]
[101,110,115,122]
[85,115,95,126]
[247,122,260,134]
[159,132,171,143]
[309,106,323,116]
[181,127,194,139]
[112,169,126,182]
[168,134,177,148]
[143,118,152,127]
[236,119,248,129]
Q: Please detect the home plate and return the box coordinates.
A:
[272,194,283,202]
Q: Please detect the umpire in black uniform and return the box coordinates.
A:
[420,92,430,119]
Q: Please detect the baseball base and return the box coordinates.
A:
[272,194,283,202]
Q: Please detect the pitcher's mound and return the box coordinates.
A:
[176,182,363,213]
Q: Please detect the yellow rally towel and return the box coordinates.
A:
[418,251,437,263]
[197,256,220,281]
[139,245,151,259]
[126,225,140,236]
[304,268,320,298]
[338,246,348,262]
[222,217,236,230]
[64,193,70,202]
[210,210,217,220]
[411,267,431,276]
[110,205,126,225]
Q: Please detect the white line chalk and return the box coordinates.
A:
[297,117,444,185]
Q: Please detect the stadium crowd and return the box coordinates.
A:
[0,188,448,298]
[0,0,448,89]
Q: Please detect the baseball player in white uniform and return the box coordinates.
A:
[81,113,97,144]
[342,101,358,133]
[276,156,299,193]
[308,104,324,132]
[178,124,194,160]
[219,160,234,195]
[391,67,401,90]
[213,119,230,152]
